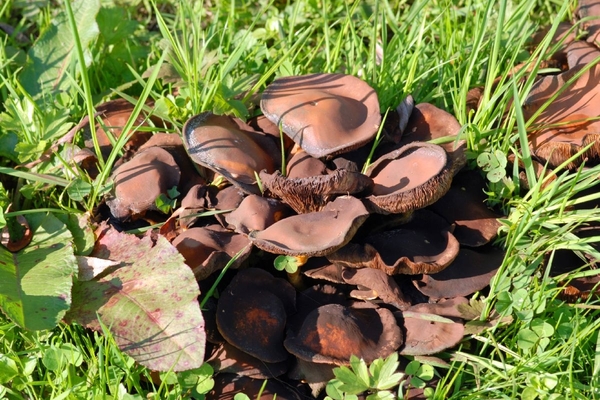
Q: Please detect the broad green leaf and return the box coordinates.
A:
[334,365,369,394]
[416,364,434,381]
[0,212,77,330]
[405,360,420,375]
[325,379,345,400]
[517,328,538,350]
[375,372,404,391]
[57,213,95,256]
[273,255,301,273]
[366,391,395,400]
[0,354,18,384]
[19,0,100,100]
[530,318,554,338]
[42,344,83,371]
[66,224,205,371]
[350,355,371,388]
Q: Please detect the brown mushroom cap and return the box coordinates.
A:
[284,303,403,365]
[364,142,453,215]
[328,210,460,275]
[428,169,502,247]
[216,286,289,363]
[414,247,504,299]
[260,73,381,158]
[523,41,600,168]
[207,342,288,379]
[248,196,370,257]
[341,268,411,310]
[577,0,600,45]
[398,103,465,173]
[225,195,292,235]
[397,311,465,356]
[106,146,181,220]
[182,112,276,194]
[172,225,251,281]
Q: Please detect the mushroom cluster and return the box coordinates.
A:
[93,72,505,397]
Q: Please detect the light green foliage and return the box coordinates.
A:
[273,255,302,274]
[325,353,406,400]
[0,212,77,330]
[155,186,180,214]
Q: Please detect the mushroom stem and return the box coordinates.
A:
[287,255,308,290]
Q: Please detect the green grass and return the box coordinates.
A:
[1,0,600,398]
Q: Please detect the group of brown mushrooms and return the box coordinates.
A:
[83,71,506,399]
[63,2,600,398]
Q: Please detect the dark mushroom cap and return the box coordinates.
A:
[260,73,381,158]
[248,196,370,256]
[216,285,289,363]
[172,225,251,281]
[364,142,453,214]
[341,268,411,310]
[259,168,372,214]
[414,247,504,299]
[328,210,460,275]
[207,373,302,400]
[207,342,288,379]
[182,112,276,194]
[428,169,502,247]
[397,311,465,356]
[225,195,292,234]
[106,146,181,220]
[284,303,403,365]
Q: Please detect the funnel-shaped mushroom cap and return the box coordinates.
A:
[261,73,381,158]
[397,311,464,356]
[328,210,460,275]
[284,303,403,365]
[399,103,465,173]
[182,112,276,194]
[364,142,453,214]
[259,168,372,214]
[106,146,181,220]
[523,42,600,168]
[414,247,504,299]
[248,196,370,256]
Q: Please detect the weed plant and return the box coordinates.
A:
[1,0,599,398]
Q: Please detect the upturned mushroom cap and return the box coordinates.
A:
[414,247,504,299]
[172,225,251,281]
[341,268,411,310]
[182,112,276,194]
[259,168,372,214]
[523,41,600,168]
[284,303,403,365]
[248,196,370,257]
[328,210,460,275]
[260,73,381,158]
[398,103,465,173]
[364,142,453,215]
[396,311,465,356]
[106,146,181,220]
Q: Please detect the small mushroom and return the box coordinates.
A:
[364,142,453,215]
[260,73,381,158]
[182,112,277,194]
[105,146,181,220]
[341,268,411,310]
[225,195,292,235]
[172,224,251,281]
[284,303,403,365]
